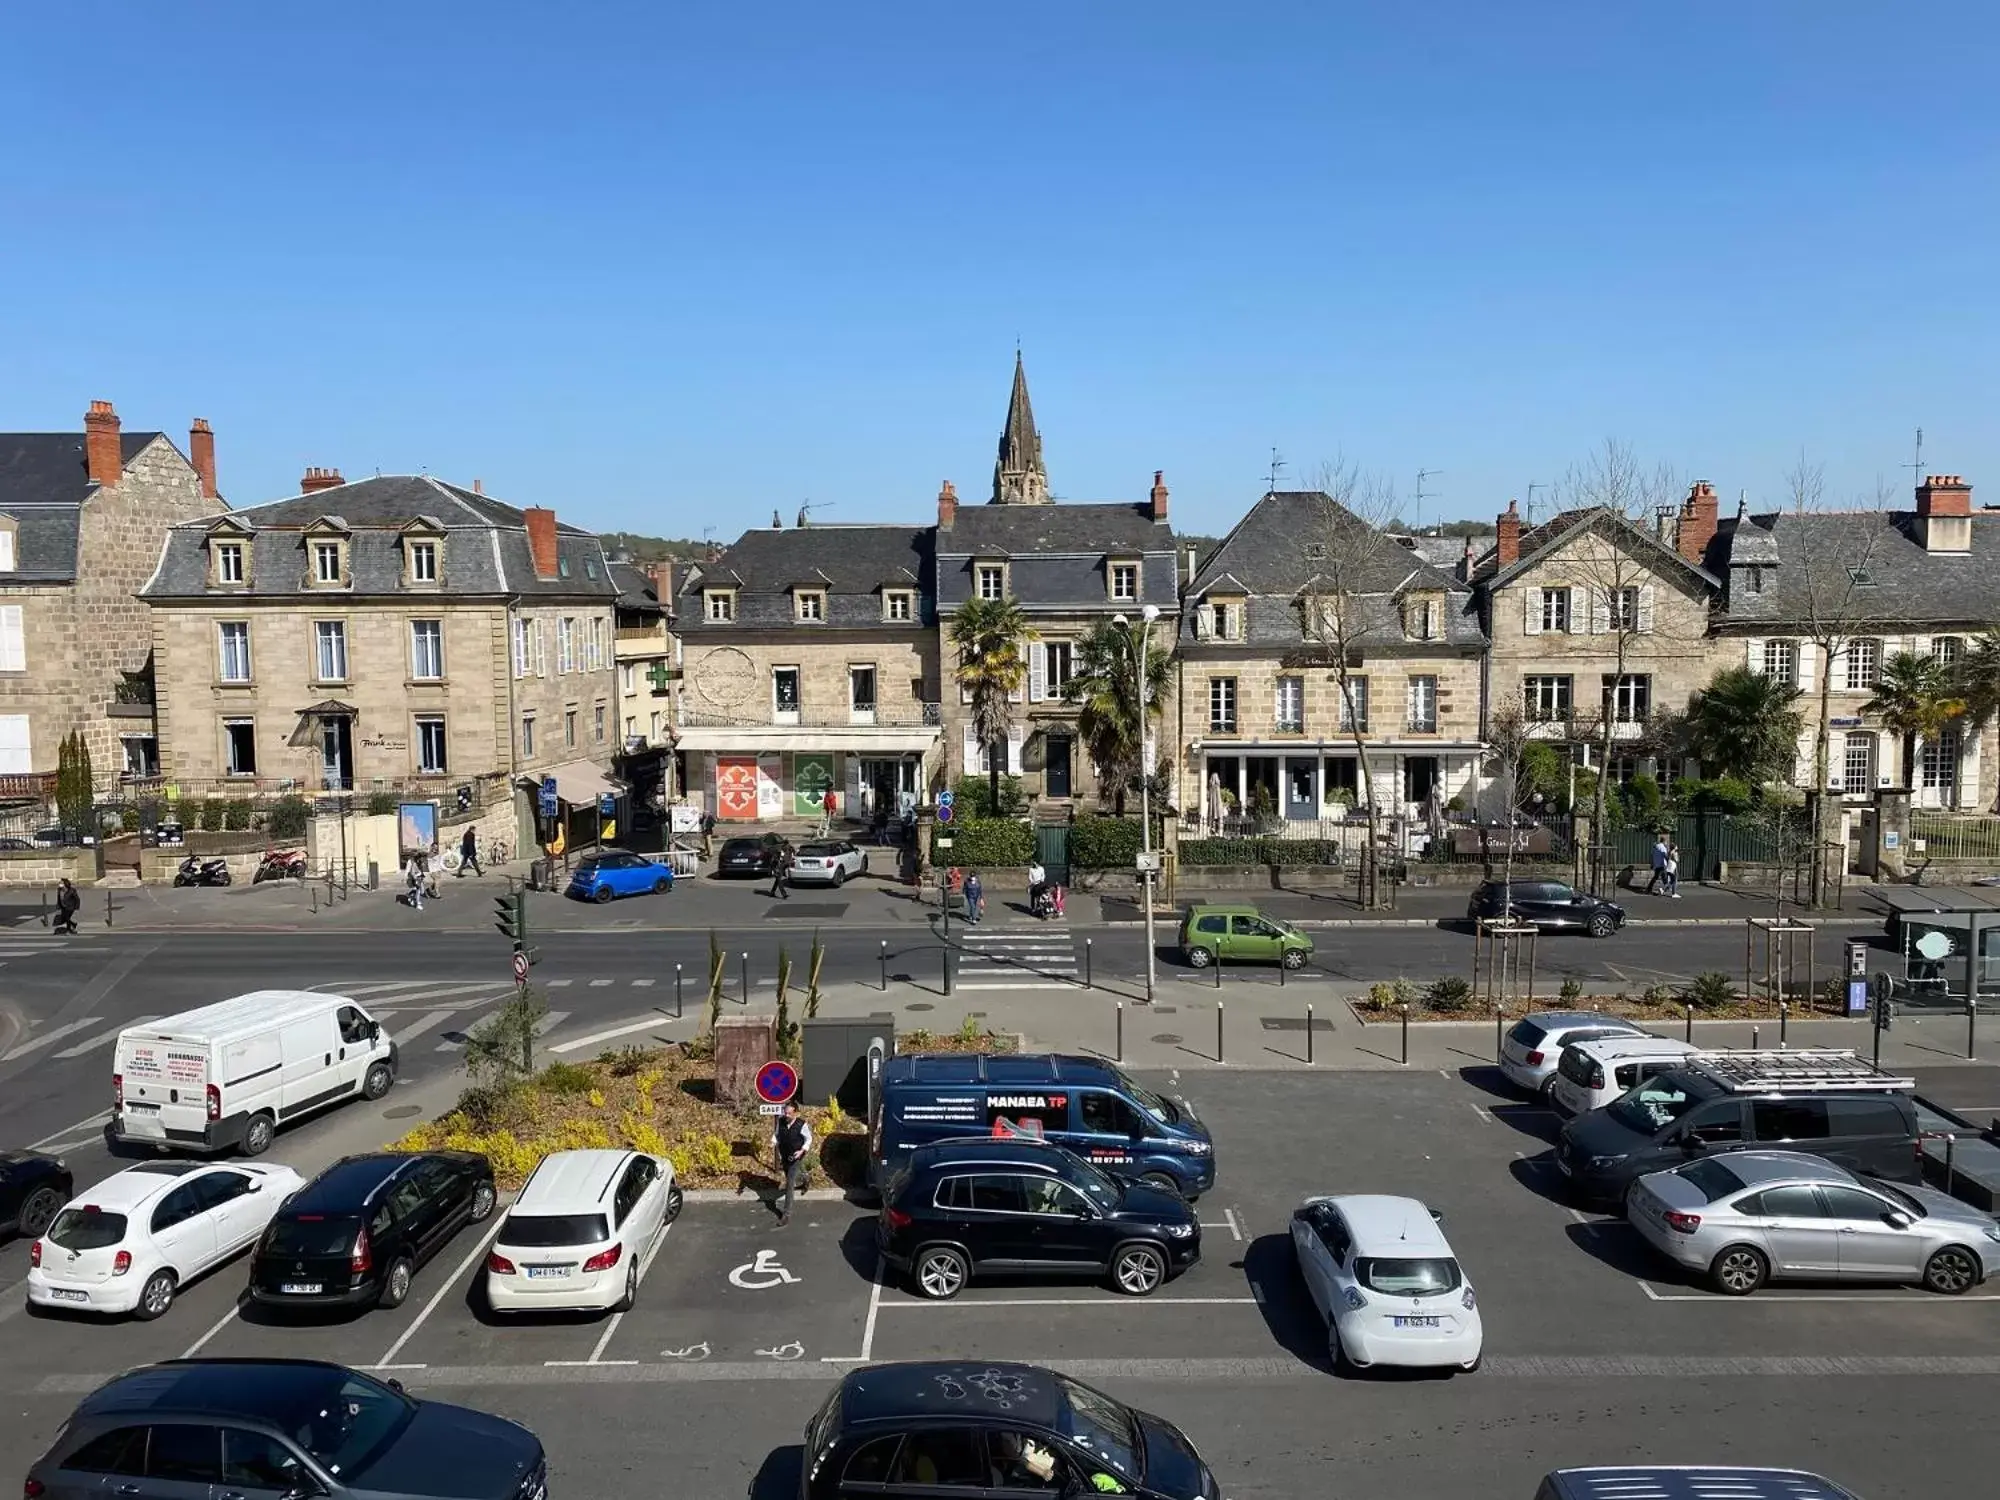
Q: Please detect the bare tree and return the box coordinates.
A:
[1483,703,1536,910]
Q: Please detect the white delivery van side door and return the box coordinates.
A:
[333,1002,385,1093]
[218,1030,283,1128]
[277,1010,343,1121]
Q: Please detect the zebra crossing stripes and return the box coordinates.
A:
[1,1016,106,1061]
[53,1017,159,1060]
[954,925,1080,992]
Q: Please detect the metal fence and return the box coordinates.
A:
[1604,810,1809,882]
[1908,815,2000,864]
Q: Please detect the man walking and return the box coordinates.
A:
[768,844,793,900]
[457,824,483,878]
[1645,834,1670,895]
[52,877,80,936]
[771,1101,813,1226]
[963,868,984,925]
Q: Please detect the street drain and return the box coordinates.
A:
[1151,1033,1184,1045]
[906,1002,936,1012]
[382,1105,423,1120]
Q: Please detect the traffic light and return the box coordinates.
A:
[1873,977,1893,1033]
[493,888,524,946]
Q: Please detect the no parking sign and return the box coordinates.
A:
[755,1059,799,1115]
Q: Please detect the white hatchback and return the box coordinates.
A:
[1500,1013,1648,1101]
[1291,1193,1483,1374]
[28,1160,304,1320]
[1550,1035,1699,1118]
[485,1148,682,1315]
[789,840,869,886]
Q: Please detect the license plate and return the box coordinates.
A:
[280,1283,323,1295]
[1393,1315,1440,1328]
[49,1288,89,1303]
[526,1265,572,1279]
[124,1101,161,1112]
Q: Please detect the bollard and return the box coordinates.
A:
[1214,946,1223,989]
[1684,1003,1693,1043]
[1085,937,1093,991]
[106,889,113,927]
[1494,1006,1504,1063]
[39,891,47,927]
[1968,996,1978,1062]
[880,939,889,993]
[1307,1004,1314,1066]
[674,962,684,1020]
[1400,1003,1409,1066]
[1752,1024,1760,1050]
[1279,952,1287,988]
[1217,1000,1225,1064]
[1116,1002,1124,1064]
[740,952,749,1006]
[943,946,954,997]
[310,881,318,914]
[1945,1133,1958,1197]
[1779,1001,1789,1049]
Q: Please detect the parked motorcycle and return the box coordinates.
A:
[252,849,307,883]
[173,856,232,887]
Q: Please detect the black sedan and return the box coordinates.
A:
[1,1149,71,1240]
[714,834,790,878]
[1468,878,1625,937]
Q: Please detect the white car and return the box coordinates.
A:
[1500,1012,1648,1101]
[1290,1194,1483,1375]
[789,840,868,886]
[28,1160,304,1320]
[485,1148,682,1314]
[1549,1035,1699,1117]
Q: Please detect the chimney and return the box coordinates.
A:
[643,558,673,603]
[1916,474,1973,554]
[189,418,218,500]
[937,479,958,527]
[1495,500,1522,568]
[524,507,559,578]
[1183,542,1199,588]
[1675,480,1720,564]
[299,467,344,494]
[1150,470,1170,522]
[771,510,783,529]
[84,400,122,488]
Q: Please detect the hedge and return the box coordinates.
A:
[1179,837,1343,867]
[931,818,1033,867]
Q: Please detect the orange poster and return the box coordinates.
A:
[716,756,758,820]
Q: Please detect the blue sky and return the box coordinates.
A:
[3,3,1993,539]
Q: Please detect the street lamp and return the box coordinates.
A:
[1114,605,1162,1004]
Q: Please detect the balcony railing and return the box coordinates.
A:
[1406,717,1439,734]
[678,702,943,731]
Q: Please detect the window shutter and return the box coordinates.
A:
[1028,644,1045,703]
[962,722,981,775]
[1637,586,1655,632]
[1567,586,1585,634]
[1795,642,1815,693]
[1908,636,1928,660]
[1523,591,1541,636]
[1195,604,1214,640]
[1745,637,1766,672]
[1589,589,1610,635]
[1007,725,1024,774]
[0,606,23,672]
[534,621,547,677]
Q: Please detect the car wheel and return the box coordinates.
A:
[219,872,232,886]
[363,1062,394,1101]
[914,1245,969,1300]
[1111,1243,1167,1296]
[1139,1172,1181,1196]
[594,885,615,904]
[653,877,670,894]
[832,868,846,887]
[1537,1075,1560,1106]
[134,1269,176,1321]
[1281,947,1307,971]
[1330,1326,1361,1377]
[16,1186,62,1239]
[470,1181,497,1222]
[614,1260,639,1314]
[1587,912,1616,939]
[1709,1244,1768,1296]
[1186,946,1213,969]
[241,1114,275,1157]
[378,1257,415,1309]
[664,1185,684,1224]
[1923,1245,1981,1295]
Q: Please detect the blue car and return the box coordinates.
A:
[565,850,674,903]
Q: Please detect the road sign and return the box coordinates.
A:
[937,790,954,808]
[538,776,560,818]
[935,836,954,849]
[512,951,530,984]
[755,1059,799,1106]
[936,802,954,825]
[598,792,617,817]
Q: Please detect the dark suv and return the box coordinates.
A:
[1,1149,71,1240]
[249,1152,495,1312]
[25,1358,545,1500]
[1469,879,1624,937]
[878,1137,1199,1300]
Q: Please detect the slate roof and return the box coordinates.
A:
[1184,491,1484,648]
[935,501,1177,610]
[1717,508,2000,629]
[142,474,615,601]
[676,524,931,631]
[1470,505,1721,592]
[609,561,666,615]
[0,430,165,583]
[1397,532,1488,575]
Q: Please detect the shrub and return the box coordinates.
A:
[823,1097,851,1133]
[534,1059,597,1096]
[463,990,548,1089]
[599,1044,651,1077]
[932,817,1032,867]
[1558,977,1583,1003]
[120,807,140,833]
[951,774,1025,818]
[1683,971,1739,1012]
[366,791,399,816]
[698,1135,734,1175]
[955,1014,983,1045]
[266,794,311,840]
[1642,983,1678,1009]
[198,799,226,832]
[1424,975,1474,1013]
[624,1115,668,1157]
[1178,838,1263,867]
[666,1143,694,1179]
[1068,816,1143,871]
[223,798,253,831]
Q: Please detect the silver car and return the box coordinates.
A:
[1499,1012,1647,1101]
[1626,1149,2000,1296]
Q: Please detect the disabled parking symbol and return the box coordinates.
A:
[729,1248,801,1290]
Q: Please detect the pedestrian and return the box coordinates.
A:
[771,1101,812,1226]
[405,855,426,912]
[769,844,792,900]
[1645,833,1669,895]
[457,824,483,878]
[1026,856,1047,915]
[1664,839,1682,898]
[964,868,984,925]
[53,877,80,936]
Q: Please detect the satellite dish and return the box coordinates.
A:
[1915,930,1953,962]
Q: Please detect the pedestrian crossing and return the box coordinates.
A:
[954,921,1080,991]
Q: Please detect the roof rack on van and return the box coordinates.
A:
[1688,1049,1915,1094]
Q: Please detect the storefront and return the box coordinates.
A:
[1195,743,1483,825]
[677,728,940,824]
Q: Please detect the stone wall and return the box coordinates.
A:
[682,632,939,728]
[0,848,100,887]
[509,603,619,773]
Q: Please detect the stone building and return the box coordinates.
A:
[1177,490,1487,824]
[608,556,676,808]
[674,523,940,823]
[0,402,219,799]
[142,471,618,850]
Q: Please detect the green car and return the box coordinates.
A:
[1178,904,1314,970]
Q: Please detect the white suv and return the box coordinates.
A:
[1550,1035,1698,1118]
[485,1148,682,1315]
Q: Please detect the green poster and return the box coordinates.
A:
[793,754,834,815]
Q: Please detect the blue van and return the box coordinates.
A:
[871,1053,1216,1199]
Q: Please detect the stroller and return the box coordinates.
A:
[1030,882,1065,920]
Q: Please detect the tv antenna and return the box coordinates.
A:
[1902,427,1925,495]
[1265,447,1287,495]
[796,499,836,528]
[1414,469,1442,530]
[1526,481,1547,525]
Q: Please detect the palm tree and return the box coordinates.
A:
[1066,618,1173,814]
[1683,666,1804,785]
[1866,651,1966,792]
[1952,630,2000,809]
[949,596,1032,815]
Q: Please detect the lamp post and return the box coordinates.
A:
[1114,605,1161,1005]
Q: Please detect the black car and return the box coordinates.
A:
[1468,879,1625,937]
[0,1150,71,1240]
[26,1358,545,1500]
[715,833,790,878]
[804,1360,1220,1500]
[877,1137,1199,1300]
[249,1151,495,1312]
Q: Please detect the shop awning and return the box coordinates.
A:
[522,758,625,806]
[673,726,941,753]
[288,700,358,748]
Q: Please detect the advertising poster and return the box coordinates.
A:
[398,801,438,860]
[716,757,758,820]
[756,755,784,819]
[793,753,835,816]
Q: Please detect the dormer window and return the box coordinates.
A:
[1404,595,1442,641]
[0,522,15,573]
[1109,561,1139,602]
[976,564,1006,602]
[884,590,914,623]
[1194,599,1242,641]
[312,540,344,585]
[407,540,438,584]
[705,589,736,623]
[796,590,826,623]
[216,542,244,585]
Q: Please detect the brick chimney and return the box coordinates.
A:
[299,467,344,494]
[1495,500,1522,569]
[524,506,559,578]
[1676,480,1720,565]
[1150,470,1170,522]
[84,400,122,488]
[937,479,958,527]
[643,558,672,603]
[188,418,218,500]
[1916,474,1973,554]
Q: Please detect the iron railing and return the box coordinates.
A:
[679,703,942,730]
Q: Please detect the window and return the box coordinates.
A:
[409,619,443,680]
[312,540,343,584]
[1274,675,1304,732]
[1751,1098,1831,1143]
[796,590,824,622]
[593,703,606,742]
[1844,638,1880,691]
[222,1427,307,1489]
[1110,562,1139,601]
[224,719,257,776]
[521,712,536,758]
[1921,725,1960,792]
[968,1175,1027,1214]
[705,590,735,622]
[557,617,576,673]
[842,1436,904,1486]
[625,714,636,738]
[582,617,603,671]
[1609,585,1640,631]
[1524,674,1571,722]
[1825,1098,1909,1138]
[215,540,244,584]
[977,564,1005,601]
[1818,1184,1897,1223]
[217,622,251,683]
[1406,596,1440,640]
[1540,587,1570,633]
[408,540,437,583]
[1933,635,1964,666]
[62,1426,147,1474]
[147,1423,225,1483]
[1208,677,1238,733]
[1604,673,1650,723]
[773,666,801,720]
[849,666,877,712]
[1044,641,1074,698]
[314,620,347,681]
[884,590,913,622]
[1843,731,1876,792]
[564,709,577,748]
[1407,675,1438,732]
[1748,1184,1828,1219]
[888,1430,985,1488]
[511,618,530,678]
[1338,677,1369,733]
[621,663,636,695]
[1763,639,1798,684]
[1210,600,1237,640]
[416,716,447,774]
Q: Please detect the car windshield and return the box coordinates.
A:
[264,1368,416,1479]
[1059,1152,1126,1210]
[799,843,841,857]
[1675,1158,1747,1202]
[1055,1375,1143,1481]
[48,1207,126,1251]
[1508,1020,1548,1049]
[1867,1179,1927,1218]
[263,1215,362,1257]
[498,1212,608,1247]
[1606,1075,1713,1134]
[1355,1256,1463,1296]
[1112,1071,1177,1125]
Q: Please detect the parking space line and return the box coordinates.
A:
[181,1299,244,1359]
[1468,1101,1494,1124]
[31,1109,111,1150]
[372,1218,507,1370]
[546,979,574,988]
[1224,1208,1243,1241]
[1644,1289,2000,1303]
[2,1017,105,1059]
[631,978,655,987]
[576,1214,677,1366]
[824,1265,886,1365]
[879,1296,1259,1308]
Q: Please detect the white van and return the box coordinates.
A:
[111,991,400,1157]
[1549,1034,1697,1117]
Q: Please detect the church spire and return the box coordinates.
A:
[991,351,1050,505]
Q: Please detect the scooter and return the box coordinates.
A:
[173,856,232,887]
[252,849,307,883]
